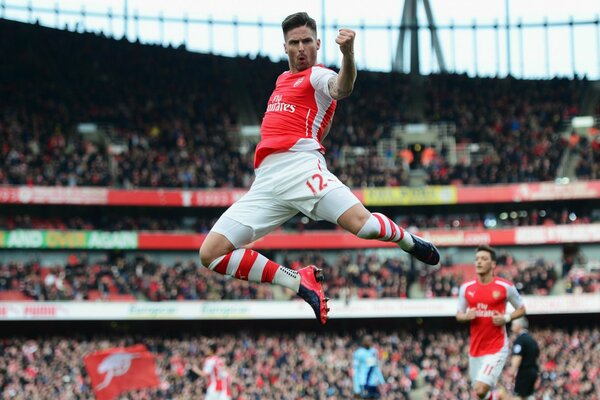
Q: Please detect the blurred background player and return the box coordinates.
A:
[199,11,439,325]
[509,317,539,400]
[191,343,232,400]
[352,335,386,399]
[456,245,526,400]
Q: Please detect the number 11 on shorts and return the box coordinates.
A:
[483,364,494,376]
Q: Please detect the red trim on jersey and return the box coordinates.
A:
[261,260,279,283]
[235,249,259,280]
[214,252,233,275]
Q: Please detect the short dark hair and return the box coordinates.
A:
[476,244,496,261]
[282,12,317,37]
[208,342,218,354]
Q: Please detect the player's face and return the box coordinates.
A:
[284,26,320,73]
[511,322,521,334]
[474,250,495,278]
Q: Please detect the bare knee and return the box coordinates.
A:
[474,383,491,399]
[199,232,235,268]
[198,246,214,269]
[337,204,372,235]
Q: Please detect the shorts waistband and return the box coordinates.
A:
[257,150,326,170]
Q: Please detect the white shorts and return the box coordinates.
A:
[205,389,231,400]
[212,151,360,247]
[469,347,509,387]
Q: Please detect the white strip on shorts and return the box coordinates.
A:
[469,345,509,387]
[211,151,360,247]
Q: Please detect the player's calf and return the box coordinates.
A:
[356,212,440,265]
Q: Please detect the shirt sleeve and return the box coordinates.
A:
[203,358,214,374]
[512,335,524,355]
[457,284,468,313]
[506,284,525,310]
[310,67,337,100]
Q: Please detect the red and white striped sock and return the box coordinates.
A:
[207,249,301,292]
[356,213,415,250]
[483,390,499,400]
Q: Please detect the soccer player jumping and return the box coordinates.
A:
[199,12,440,325]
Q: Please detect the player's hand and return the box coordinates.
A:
[335,28,355,56]
[492,310,507,326]
[465,308,476,320]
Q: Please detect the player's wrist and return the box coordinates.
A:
[504,313,512,323]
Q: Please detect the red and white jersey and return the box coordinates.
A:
[221,370,232,398]
[457,277,524,357]
[255,65,337,168]
[203,355,228,393]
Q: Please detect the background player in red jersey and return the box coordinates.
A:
[191,343,232,400]
[199,11,439,325]
[456,245,526,400]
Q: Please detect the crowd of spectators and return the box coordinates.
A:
[0,326,597,399]
[422,256,560,298]
[573,132,600,180]
[1,19,251,189]
[1,204,597,233]
[1,19,594,190]
[565,266,600,294]
[3,250,592,303]
[0,255,271,302]
[422,74,585,185]
[0,252,412,302]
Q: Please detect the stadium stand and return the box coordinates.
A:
[0,327,598,399]
[2,250,596,302]
[1,19,595,188]
[1,17,599,400]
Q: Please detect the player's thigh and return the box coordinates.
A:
[468,355,482,384]
[314,187,364,230]
[218,392,232,400]
[204,390,220,400]
[216,189,297,245]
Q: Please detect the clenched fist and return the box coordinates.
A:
[335,28,355,55]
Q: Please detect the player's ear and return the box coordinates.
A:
[316,38,321,50]
[284,42,288,54]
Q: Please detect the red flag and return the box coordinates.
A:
[84,344,159,400]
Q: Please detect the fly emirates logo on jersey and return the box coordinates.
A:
[473,302,498,318]
[265,94,296,114]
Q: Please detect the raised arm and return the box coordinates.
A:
[328,28,357,100]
